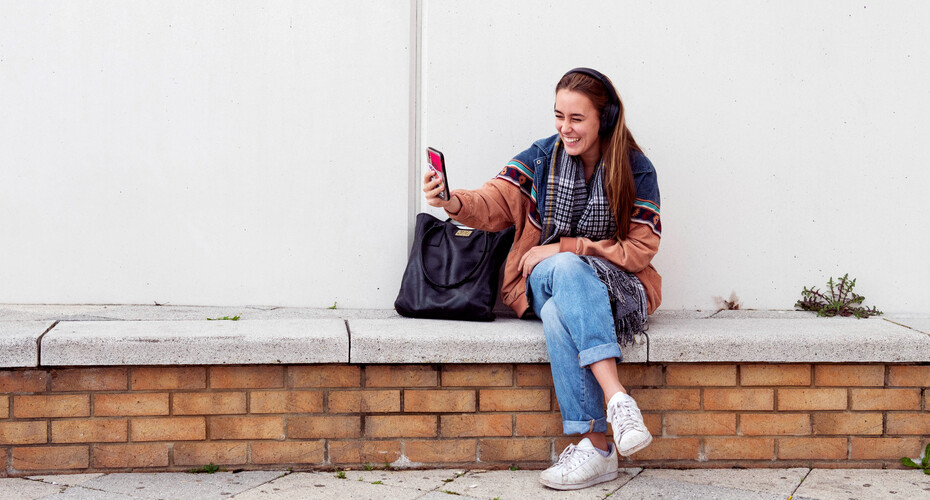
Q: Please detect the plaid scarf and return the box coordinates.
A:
[540,141,647,348]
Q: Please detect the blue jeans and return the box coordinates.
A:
[528,252,621,436]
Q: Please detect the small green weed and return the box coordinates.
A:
[442,478,454,483]
[207,315,240,321]
[901,442,930,475]
[509,464,519,471]
[328,301,338,310]
[189,462,220,474]
[441,491,460,496]
[335,468,346,479]
[371,480,383,485]
[795,274,882,318]
[363,462,374,471]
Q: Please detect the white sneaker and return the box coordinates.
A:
[607,391,652,456]
[539,438,618,490]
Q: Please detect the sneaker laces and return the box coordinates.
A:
[552,444,594,470]
[610,397,644,435]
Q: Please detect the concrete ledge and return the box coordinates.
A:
[349,317,648,363]
[0,321,53,368]
[41,319,348,366]
[0,305,928,367]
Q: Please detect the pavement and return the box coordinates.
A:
[1,467,928,499]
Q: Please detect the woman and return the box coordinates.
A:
[423,68,661,491]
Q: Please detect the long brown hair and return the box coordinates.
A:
[556,71,641,240]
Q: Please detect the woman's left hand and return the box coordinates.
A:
[518,243,561,278]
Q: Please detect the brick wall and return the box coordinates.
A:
[1,363,928,476]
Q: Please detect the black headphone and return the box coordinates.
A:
[562,67,620,137]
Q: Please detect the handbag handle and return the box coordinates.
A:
[419,224,492,289]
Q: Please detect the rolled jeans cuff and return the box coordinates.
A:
[563,417,608,435]
[578,342,622,368]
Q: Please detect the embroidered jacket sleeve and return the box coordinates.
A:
[446,147,539,232]
[558,153,661,273]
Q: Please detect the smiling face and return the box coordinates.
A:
[554,89,602,170]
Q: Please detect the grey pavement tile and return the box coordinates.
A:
[230,471,429,499]
[632,468,808,493]
[0,320,52,367]
[40,485,136,499]
[792,469,930,500]
[341,468,465,491]
[0,478,63,500]
[28,473,105,486]
[440,468,641,499]
[612,476,786,500]
[57,471,284,500]
[0,304,398,322]
[885,316,930,335]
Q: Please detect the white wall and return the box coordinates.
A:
[421,0,930,313]
[2,1,927,313]
[0,0,413,308]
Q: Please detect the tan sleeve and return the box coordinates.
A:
[557,223,660,273]
[445,178,525,232]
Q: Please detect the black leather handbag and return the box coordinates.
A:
[395,213,515,321]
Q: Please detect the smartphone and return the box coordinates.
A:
[427,147,450,201]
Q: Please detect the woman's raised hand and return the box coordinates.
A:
[422,169,461,213]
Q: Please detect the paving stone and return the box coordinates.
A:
[230,471,430,499]
[27,473,104,486]
[41,319,348,365]
[441,468,641,499]
[792,469,930,500]
[886,316,930,335]
[42,485,135,499]
[0,304,397,322]
[0,478,63,499]
[51,471,284,500]
[623,468,808,496]
[0,321,53,367]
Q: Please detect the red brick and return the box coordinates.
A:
[251,441,324,464]
[210,416,284,440]
[814,365,884,386]
[131,367,206,390]
[442,365,512,387]
[887,413,930,435]
[51,368,127,392]
[14,395,89,418]
[617,364,664,387]
[94,393,168,416]
[442,414,513,437]
[479,389,548,412]
[630,389,700,411]
[0,396,7,418]
[666,413,736,435]
[666,365,736,386]
[174,442,247,465]
[52,419,127,443]
[705,437,774,460]
[888,365,930,387]
[850,388,920,410]
[328,390,400,413]
[851,437,923,459]
[130,417,205,441]
[173,392,246,415]
[366,415,437,438]
[741,413,810,436]
[290,365,360,388]
[12,446,88,470]
[776,438,846,459]
[288,416,361,439]
[0,421,47,444]
[0,370,48,393]
[516,365,553,387]
[365,365,437,387]
[211,366,284,389]
[92,444,169,468]
[704,389,774,411]
[741,364,811,386]
[777,388,846,410]
[250,391,322,414]
[404,390,475,413]
[515,413,563,437]
[642,413,662,435]
[631,437,699,460]
[813,413,883,435]
[479,438,549,461]
[405,439,476,463]
[328,440,400,464]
